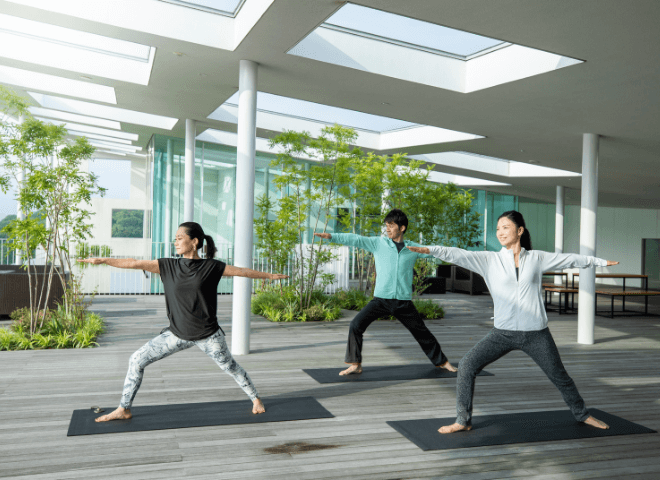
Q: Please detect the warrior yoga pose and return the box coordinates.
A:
[408,210,615,434]
[78,222,288,422]
[314,209,456,376]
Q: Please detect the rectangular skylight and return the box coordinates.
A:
[212,91,416,133]
[325,4,506,58]
[67,130,133,145]
[158,0,245,16]
[29,93,178,129]
[88,140,141,153]
[0,65,116,104]
[96,149,126,156]
[29,107,121,130]
[0,14,156,85]
[35,117,139,141]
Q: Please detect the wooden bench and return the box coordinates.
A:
[595,289,660,318]
[544,287,579,315]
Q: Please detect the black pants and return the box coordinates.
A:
[345,297,448,366]
[456,327,589,426]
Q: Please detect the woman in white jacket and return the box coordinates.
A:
[408,210,616,434]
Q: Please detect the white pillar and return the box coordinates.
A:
[577,134,599,345]
[183,119,196,223]
[231,59,258,355]
[554,185,565,286]
[164,138,174,256]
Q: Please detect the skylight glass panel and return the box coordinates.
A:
[0,65,116,104]
[213,92,416,132]
[29,93,178,130]
[325,4,505,57]
[68,131,133,145]
[34,117,139,141]
[158,0,245,16]
[88,141,141,153]
[29,107,121,130]
[0,14,156,85]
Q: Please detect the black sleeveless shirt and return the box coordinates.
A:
[157,258,226,341]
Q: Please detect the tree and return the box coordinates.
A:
[0,86,104,333]
[111,209,144,238]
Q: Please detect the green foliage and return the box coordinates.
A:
[111,209,144,238]
[0,307,104,350]
[412,258,437,297]
[329,288,371,310]
[251,285,341,322]
[0,86,105,333]
[412,299,445,320]
[0,214,16,239]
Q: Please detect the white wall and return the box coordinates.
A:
[563,204,660,288]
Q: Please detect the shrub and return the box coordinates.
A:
[330,289,371,310]
[412,299,445,320]
[251,285,341,322]
[0,308,104,350]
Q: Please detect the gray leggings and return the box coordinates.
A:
[120,329,258,409]
[456,327,589,426]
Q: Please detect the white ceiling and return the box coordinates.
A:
[1,0,659,208]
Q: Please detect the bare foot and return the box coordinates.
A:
[583,415,609,429]
[252,398,266,414]
[95,407,132,422]
[339,364,362,376]
[438,422,472,434]
[437,361,457,372]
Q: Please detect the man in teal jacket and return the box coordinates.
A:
[314,209,457,375]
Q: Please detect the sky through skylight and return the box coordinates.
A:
[325,3,505,57]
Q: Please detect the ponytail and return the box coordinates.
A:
[204,235,217,260]
[179,222,217,259]
[497,210,533,251]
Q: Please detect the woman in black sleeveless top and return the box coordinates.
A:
[79,222,288,422]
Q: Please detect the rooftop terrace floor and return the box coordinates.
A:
[1,292,659,479]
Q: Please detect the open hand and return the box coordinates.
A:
[269,273,289,280]
[313,233,331,239]
[606,260,619,266]
[77,258,103,265]
[406,246,430,254]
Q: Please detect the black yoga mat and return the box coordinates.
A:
[387,408,656,451]
[303,363,493,384]
[67,396,333,436]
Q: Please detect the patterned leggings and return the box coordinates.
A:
[120,329,259,409]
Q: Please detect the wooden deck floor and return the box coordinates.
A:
[1,293,659,479]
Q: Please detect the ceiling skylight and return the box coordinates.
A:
[88,140,141,153]
[29,93,179,130]
[29,107,121,130]
[289,3,583,93]
[0,65,116,104]
[411,152,581,178]
[325,4,506,58]
[68,131,133,145]
[35,118,139,141]
[158,0,245,16]
[208,92,483,150]
[0,14,156,85]
[213,91,416,133]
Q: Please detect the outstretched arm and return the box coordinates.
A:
[407,245,488,276]
[223,265,288,280]
[314,232,378,253]
[539,251,618,271]
[77,258,160,274]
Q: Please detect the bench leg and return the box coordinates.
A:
[611,295,615,318]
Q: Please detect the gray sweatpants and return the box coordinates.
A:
[455,327,589,426]
[120,329,259,409]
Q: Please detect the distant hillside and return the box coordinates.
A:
[0,214,16,238]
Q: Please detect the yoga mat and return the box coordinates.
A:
[387,408,656,451]
[303,363,493,384]
[67,396,333,436]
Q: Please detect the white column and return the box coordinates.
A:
[577,134,599,345]
[554,185,565,286]
[183,119,196,223]
[231,59,258,355]
[164,139,174,256]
